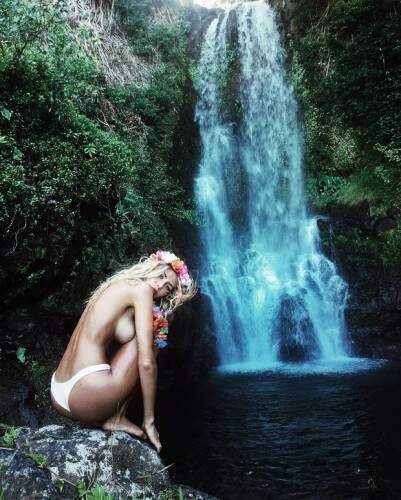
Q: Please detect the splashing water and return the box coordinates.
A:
[194,1,351,366]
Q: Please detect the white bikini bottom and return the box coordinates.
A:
[51,363,111,412]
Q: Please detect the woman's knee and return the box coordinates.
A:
[108,370,139,402]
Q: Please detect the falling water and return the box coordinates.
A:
[194,0,351,366]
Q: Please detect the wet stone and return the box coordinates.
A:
[0,424,217,499]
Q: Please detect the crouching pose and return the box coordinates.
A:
[50,251,197,453]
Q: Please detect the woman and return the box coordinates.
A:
[50,250,197,453]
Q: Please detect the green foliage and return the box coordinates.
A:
[288,0,401,276]
[86,485,114,500]
[381,223,401,269]
[0,482,5,500]
[77,479,89,497]
[188,59,199,88]
[26,450,48,468]
[77,480,114,500]
[55,478,65,493]
[14,345,49,398]
[157,487,185,500]
[16,346,26,364]
[1,425,19,447]
[27,358,49,397]
[0,0,196,316]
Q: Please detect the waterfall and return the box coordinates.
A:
[194,0,351,366]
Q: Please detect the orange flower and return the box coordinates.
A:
[171,258,183,272]
[153,318,168,329]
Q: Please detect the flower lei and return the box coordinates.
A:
[151,250,191,286]
[150,250,191,349]
[152,303,168,350]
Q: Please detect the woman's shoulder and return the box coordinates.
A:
[124,280,153,300]
[96,280,152,303]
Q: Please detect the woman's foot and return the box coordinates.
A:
[102,415,146,439]
[142,422,162,454]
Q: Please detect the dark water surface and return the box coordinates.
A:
[158,360,401,499]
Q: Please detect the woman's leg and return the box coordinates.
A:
[102,345,160,437]
[69,337,158,437]
[68,337,144,436]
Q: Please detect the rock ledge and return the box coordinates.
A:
[0,424,216,499]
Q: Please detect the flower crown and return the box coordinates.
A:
[151,250,191,286]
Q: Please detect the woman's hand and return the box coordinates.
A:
[142,421,162,453]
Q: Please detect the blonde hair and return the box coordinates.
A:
[86,254,197,316]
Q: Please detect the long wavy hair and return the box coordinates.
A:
[86,254,197,316]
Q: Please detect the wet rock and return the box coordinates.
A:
[184,4,221,58]
[158,291,219,389]
[313,205,401,360]
[270,0,303,35]
[0,424,217,499]
[275,293,321,361]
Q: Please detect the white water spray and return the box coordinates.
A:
[195,1,351,366]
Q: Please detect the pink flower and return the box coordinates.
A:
[152,250,191,286]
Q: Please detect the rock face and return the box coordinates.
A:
[275,293,321,362]
[184,3,220,58]
[270,0,300,34]
[317,208,401,359]
[0,424,216,499]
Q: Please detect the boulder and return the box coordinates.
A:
[0,424,216,499]
[275,292,321,362]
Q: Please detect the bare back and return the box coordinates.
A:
[55,281,151,382]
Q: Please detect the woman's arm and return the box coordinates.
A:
[131,283,161,452]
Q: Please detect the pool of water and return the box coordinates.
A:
[159,358,401,499]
